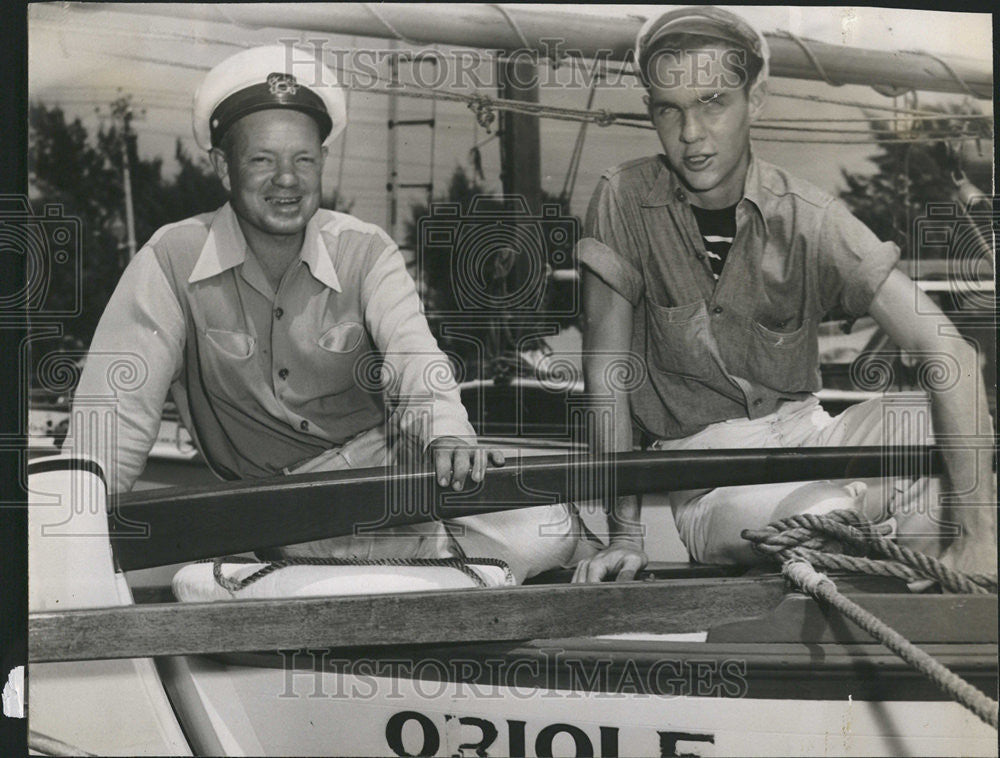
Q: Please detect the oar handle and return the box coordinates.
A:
[111,446,943,571]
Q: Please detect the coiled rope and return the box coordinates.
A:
[208,554,516,593]
[743,509,999,729]
[743,510,997,594]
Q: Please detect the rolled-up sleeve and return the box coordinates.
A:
[577,176,645,305]
[816,199,901,317]
[361,242,474,449]
[63,247,186,493]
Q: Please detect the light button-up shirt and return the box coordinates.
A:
[69,203,473,492]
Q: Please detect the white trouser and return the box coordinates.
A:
[653,395,940,565]
[270,426,598,583]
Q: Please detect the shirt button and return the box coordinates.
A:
[712,306,724,314]
[753,398,763,407]
[274,307,284,319]
[675,188,686,201]
[278,368,289,380]
[696,253,705,261]
[300,420,309,431]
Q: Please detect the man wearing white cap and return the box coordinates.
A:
[575,6,995,581]
[66,44,593,579]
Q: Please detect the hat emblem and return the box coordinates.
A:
[267,72,299,96]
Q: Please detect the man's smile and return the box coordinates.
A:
[683,153,715,171]
[266,196,303,208]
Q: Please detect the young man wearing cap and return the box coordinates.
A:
[574,7,996,582]
[66,45,592,581]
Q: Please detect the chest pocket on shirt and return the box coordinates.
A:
[201,328,258,402]
[744,318,818,391]
[318,321,366,353]
[645,299,716,380]
[315,321,369,394]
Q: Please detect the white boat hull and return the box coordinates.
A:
[159,654,998,757]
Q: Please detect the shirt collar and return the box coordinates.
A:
[188,203,245,283]
[188,203,342,292]
[299,215,342,292]
[641,152,769,232]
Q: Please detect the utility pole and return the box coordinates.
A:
[100,93,143,263]
[385,40,399,240]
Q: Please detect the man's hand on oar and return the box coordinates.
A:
[429,436,506,490]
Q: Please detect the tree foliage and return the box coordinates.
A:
[838,102,992,258]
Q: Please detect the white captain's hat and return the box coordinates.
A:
[193,44,347,151]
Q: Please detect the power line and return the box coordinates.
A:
[32,18,251,50]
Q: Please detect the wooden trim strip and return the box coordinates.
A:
[29,576,786,663]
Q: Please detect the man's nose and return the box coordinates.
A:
[272,159,298,186]
[680,110,705,143]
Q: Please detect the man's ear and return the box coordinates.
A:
[747,78,767,121]
[209,147,231,193]
[320,144,329,167]
[643,93,652,119]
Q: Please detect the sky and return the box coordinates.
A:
[28,3,993,235]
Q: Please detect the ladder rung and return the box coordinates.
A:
[390,118,435,127]
[398,182,433,190]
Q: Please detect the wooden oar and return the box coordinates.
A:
[29,576,786,662]
[110,446,943,571]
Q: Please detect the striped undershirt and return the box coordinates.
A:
[690,203,738,281]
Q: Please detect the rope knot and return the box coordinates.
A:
[593,109,616,127]
[467,95,497,133]
[782,556,836,595]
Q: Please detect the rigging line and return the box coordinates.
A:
[31,18,251,49]
[610,108,992,124]
[67,47,211,71]
[339,76,989,143]
[112,126,197,140]
[333,38,361,192]
[487,3,532,50]
[472,132,500,150]
[369,61,986,124]
[901,48,979,99]
[359,2,425,46]
[749,123,971,136]
[751,134,985,145]
[38,86,194,100]
[608,108,982,135]
[336,74,353,196]
[561,66,601,202]
[769,91,978,116]
[355,86,988,144]
[61,51,988,146]
[32,97,191,110]
[758,113,988,124]
[772,29,843,87]
[559,54,636,81]
[212,4,263,31]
